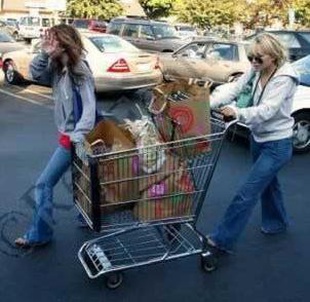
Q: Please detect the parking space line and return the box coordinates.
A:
[21,88,53,100]
[0,88,53,109]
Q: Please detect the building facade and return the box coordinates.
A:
[0,0,144,21]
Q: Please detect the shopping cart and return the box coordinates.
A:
[72,111,236,289]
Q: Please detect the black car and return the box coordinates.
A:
[107,17,185,53]
[245,30,310,62]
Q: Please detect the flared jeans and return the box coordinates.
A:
[23,146,71,244]
[209,136,293,252]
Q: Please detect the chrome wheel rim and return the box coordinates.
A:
[293,119,310,150]
[6,64,15,83]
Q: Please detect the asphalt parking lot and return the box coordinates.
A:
[0,79,309,302]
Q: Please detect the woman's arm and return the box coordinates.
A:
[70,76,96,142]
[29,51,53,86]
[210,70,254,109]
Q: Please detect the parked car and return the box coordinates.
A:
[174,24,199,39]
[1,33,163,92]
[245,30,310,62]
[159,39,250,86]
[19,16,55,43]
[211,55,310,154]
[0,30,24,57]
[72,19,107,33]
[0,19,20,40]
[107,17,185,53]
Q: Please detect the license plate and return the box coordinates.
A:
[137,63,151,72]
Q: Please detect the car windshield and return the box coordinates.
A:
[89,35,139,53]
[299,32,310,43]
[292,55,310,86]
[20,17,40,26]
[0,31,14,42]
[152,25,179,39]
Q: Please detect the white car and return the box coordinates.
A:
[1,32,163,92]
[212,56,310,154]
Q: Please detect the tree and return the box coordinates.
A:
[293,0,310,26]
[139,0,173,19]
[66,0,123,20]
[173,0,246,29]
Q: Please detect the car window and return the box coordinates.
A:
[21,17,40,26]
[207,43,235,61]
[89,35,139,53]
[122,24,139,38]
[177,42,207,58]
[299,32,310,44]
[292,55,310,86]
[73,20,89,29]
[140,25,154,39]
[0,31,14,42]
[152,25,178,39]
[273,33,300,48]
[42,18,52,27]
[108,23,122,35]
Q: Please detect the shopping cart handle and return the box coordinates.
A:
[211,110,238,128]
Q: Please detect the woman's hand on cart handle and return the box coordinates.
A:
[211,107,238,128]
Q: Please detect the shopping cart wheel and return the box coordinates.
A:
[106,272,123,289]
[201,251,218,273]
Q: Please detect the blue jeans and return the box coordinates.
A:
[23,146,71,244]
[209,136,293,252]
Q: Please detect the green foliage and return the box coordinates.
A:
[66,0,123,20]
[174,0,246,29]
[139,0,173,19]
[293,0,310,26]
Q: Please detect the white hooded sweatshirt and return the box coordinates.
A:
[211,63,299,142]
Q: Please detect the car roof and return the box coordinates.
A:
[110,17,172,26]
[81,32,115,38]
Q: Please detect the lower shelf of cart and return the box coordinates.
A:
[78,223,203,278]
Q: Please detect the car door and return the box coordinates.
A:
[136,24,157,52]
[162,41,209,79]
[17,40,40,78]
[203,42,246,83]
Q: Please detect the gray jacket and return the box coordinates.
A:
[211,63,299,142]
[29,52,96,142]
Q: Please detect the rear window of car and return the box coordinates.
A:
[73,20,89,29]
[0,30,14,42]
[89,35,139,52]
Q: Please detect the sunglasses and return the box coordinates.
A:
[247,55,264,64]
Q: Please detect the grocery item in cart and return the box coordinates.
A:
[134,155,195,221]
[124,117,166,174]
[150,79,211,157]
[75,120,140,207]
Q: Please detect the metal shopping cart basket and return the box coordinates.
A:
[72,112,235,289]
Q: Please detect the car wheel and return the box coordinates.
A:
[12,32,19,40]
[4,61,22,85]
[292,112,310,154]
